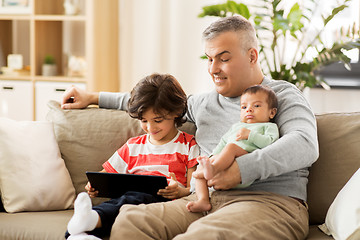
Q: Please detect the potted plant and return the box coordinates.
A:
[42,55,57,76]
[198,0,360,90]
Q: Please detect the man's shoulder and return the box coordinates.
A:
[187,90,220,112]
[188,90,218,102]
[262,77,300,94]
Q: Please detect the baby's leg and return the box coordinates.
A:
[205,143,247,180]
[67,192,101,235]
[198,156,216,180]
[186,165,211,213]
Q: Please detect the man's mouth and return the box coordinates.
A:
[214,76,226,83]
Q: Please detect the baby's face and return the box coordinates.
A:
[240,92,276,123]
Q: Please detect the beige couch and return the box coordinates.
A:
[0,101,359,240]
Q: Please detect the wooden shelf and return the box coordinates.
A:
[34,15,86,21]
[0,0,119,120]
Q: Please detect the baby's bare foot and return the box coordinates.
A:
[186,200,212,213]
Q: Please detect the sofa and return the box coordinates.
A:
[0,100,359,240]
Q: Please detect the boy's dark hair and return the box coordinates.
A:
[242,85,278,110]
[128,73,187,127]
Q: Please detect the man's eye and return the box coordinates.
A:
[221,59,229,62]
[155,120,163,123]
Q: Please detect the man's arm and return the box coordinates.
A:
[61,85,130,110]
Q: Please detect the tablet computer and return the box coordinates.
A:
[86,171,169,201]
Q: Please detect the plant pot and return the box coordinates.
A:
[42,64,57,76]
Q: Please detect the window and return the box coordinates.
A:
[315,0,360,88]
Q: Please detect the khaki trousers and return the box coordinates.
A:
[110,191,309,240]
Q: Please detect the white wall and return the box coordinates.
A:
[304,88,360,114]
[118,0,221,94]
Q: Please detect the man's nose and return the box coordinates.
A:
[209,60,220,74]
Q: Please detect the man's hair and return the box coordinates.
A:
[242,85,278,110]
[128,73,187,127]
[202,15,258,52]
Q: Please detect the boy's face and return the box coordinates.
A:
[140,108,178,145]
[240,91,277,124]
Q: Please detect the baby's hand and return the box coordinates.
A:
[85,181,98,198]
[157,173,181,199]
[236,128,250,141]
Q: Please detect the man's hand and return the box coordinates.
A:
[207,161,242,190]
[61,85,99,109]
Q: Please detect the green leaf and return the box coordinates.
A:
[287,3,303,32]
[324,4,348,25]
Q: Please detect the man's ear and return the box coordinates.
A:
[249,48,258,64]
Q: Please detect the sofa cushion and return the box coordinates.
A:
[307,112,360,225]
[0,118,76,213]
[46,101,144,197]
[318,168,360,239]
[0,210,73,240]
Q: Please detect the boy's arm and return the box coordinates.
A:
[178,166,197,198]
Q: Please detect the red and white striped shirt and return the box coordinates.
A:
[103,131,199,187]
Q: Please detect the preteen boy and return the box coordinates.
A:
[65,73,199,240]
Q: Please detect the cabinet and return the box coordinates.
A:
[0,80,33,120]
[0,0,119,120]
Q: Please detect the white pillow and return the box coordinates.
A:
[318,168,360,240]
[0,118,76,213]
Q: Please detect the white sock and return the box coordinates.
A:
[67,192,99,235]
[68,233,101,240]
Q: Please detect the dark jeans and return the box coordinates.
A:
[65,191,159,239]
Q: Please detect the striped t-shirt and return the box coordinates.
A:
[103,130,199,188]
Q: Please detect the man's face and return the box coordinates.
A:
[205,31,253,98]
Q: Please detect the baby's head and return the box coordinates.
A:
[127,73,187,128]
[240,85,278,123]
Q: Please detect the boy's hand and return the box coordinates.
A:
[157,173,184,199]
[85,181,98,198]
[236,128,250,141]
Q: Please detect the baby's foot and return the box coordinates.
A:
[67,192,99,235]
[68,233,101,240]
[186,200,212,213]
[198,157,215,180]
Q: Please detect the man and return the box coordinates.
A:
[62,16,318,239]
